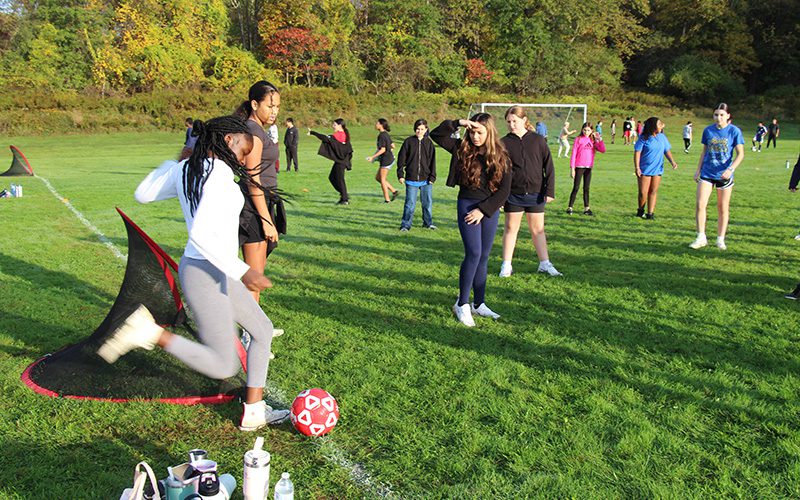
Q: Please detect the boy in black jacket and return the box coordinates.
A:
[284,118,299,171]
[397,119,437,231]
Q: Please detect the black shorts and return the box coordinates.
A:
[238,195,279,255]
[505,192,546,213]
[700,176,734,190]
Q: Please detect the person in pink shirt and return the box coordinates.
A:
[567,122,606,216]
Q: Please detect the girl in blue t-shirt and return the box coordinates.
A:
[633,117,678,219]
[689,103,745,250]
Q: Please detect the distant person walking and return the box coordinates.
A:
[595,120,603,137]
[766,118,780,148]
[309,119,353,205]
[283,118,299,171]
[634,117,678,219]
[622,117,633,145]
[430,115,511,327]
[499,106,560,279]
[683,121,693,153]
[367,118,399,203]
[689,103,745,251]
[397,119,437,232]
[557,121,576,158]
[752,122,768,152]
[535,121,548,140]
[610,119,617,144]
[568,122,606,216]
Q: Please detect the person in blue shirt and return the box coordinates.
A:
[690,103,745,250]
[633,117,677,219]
[751,122,768,152]
[535,121,548,140]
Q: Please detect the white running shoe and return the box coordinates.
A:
[239,400,291,431]
[716,238,727,250]
[471,303,500,319]
[537,261,563,277]
[272,328,284,337]
[499,262,512,277]
[97,304,162,363]
[689,235,708,249]
[794,234,800,241]
[453,301,475,327]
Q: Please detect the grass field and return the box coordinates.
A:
[1,115,799,498]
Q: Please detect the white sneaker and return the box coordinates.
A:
[239,400,291,431]
[499,262,512,277]
[471,303,500,319]
[689,235,708,249]
[272,328,284,338]
[537,261,563,277]
[794,234,800,241]
[452,301,475,327]
[716,238,727,250]
[97,304,162,363]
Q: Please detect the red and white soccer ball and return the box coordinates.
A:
[290,388,339,436]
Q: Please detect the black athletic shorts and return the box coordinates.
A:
[505,193,546,213]
[700,176,734,190]
[238,195,279,256]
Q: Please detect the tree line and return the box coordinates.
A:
[0,0,796,103]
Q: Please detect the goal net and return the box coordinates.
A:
[468,103,588,144]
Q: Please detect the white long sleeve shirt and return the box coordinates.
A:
[135,159,251,280]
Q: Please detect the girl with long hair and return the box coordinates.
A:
[103,115,289,431]
[309,118,353,204]
[367,118,399,202]
[568,122,605,216]
[634,117,677,219]
[234,81,282,303]
[689,103,745,250]
[431,114,511,326]
[499,106,560,279]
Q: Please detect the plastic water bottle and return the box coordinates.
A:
[9,183,16,197]
[16,184,21,197]
[787,160,791,169]
[273,472,293,500]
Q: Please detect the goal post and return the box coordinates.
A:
[467,103,588,144]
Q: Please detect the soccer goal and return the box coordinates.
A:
[468,103,587,144]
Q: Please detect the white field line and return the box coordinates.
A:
[38,173,395,497]
[36,175,128,261]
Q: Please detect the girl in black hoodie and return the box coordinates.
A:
[430,114,511,327]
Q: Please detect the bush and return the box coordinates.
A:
[667,55,746,104]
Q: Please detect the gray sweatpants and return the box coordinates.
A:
[166,257,272,388]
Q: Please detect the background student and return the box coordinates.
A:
[397,118,437,231]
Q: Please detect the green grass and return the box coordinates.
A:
[1,116,799,498]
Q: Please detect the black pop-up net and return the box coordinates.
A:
[22,208,247,404]
[2,145,34,176]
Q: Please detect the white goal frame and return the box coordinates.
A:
[468,102,588,128]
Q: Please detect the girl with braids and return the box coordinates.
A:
[366,118,399,202]
[235,81,283,303]
[431,114,512,327]
[309,118,353,205]
[634,116,677,219]
[101,115,290,431]
[499,106,561,279]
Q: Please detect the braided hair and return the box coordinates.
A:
[183,115,254,216]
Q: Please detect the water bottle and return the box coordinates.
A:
[243,437,270,500]
[16,184,21,197]
[9,183,16,197]
[273,472,293,500]
[787,160,791,169]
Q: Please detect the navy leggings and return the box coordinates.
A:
[457,199,500,306]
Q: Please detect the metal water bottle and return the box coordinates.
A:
[243,437,270,500]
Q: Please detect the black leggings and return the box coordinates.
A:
[328,163,348,201]
[569,168,592,208]
[767,134,777,148]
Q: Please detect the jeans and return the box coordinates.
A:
[457,199,500,306]
[401,183,433,229]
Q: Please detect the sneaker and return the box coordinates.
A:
[425,224,438,230]
[644,212,654,220]
[794,234,800,241]
[391,190,399,201]
[716,238,727,250]
[689,235,708,249]
[538,261,563,277]
[684,149,689,154]
[636,208,645,218]
[566,207,574,215]
[499,262,512,278]
[272,328,284,338]
[97,304,162,363]
[337,200,349,205]
[452,301,475,327]
[751,147,757,152]
[471,303,500,319]
[400,227,409,232]
[239,401,291,431]
[785,292,799,300]
[583,208,594,216]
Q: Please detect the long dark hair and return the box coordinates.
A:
[183,115,253,216]
[377,118,390,132]
[235,81,280,119]
[641,117,661,138]
[334,118,350,143]
[457,113,509,192]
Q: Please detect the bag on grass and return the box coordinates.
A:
[119,461,161,500]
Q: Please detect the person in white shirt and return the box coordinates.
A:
[98,115,289,431]
[683,121,693,153]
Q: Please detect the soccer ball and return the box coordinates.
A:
[290,388,339,436]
